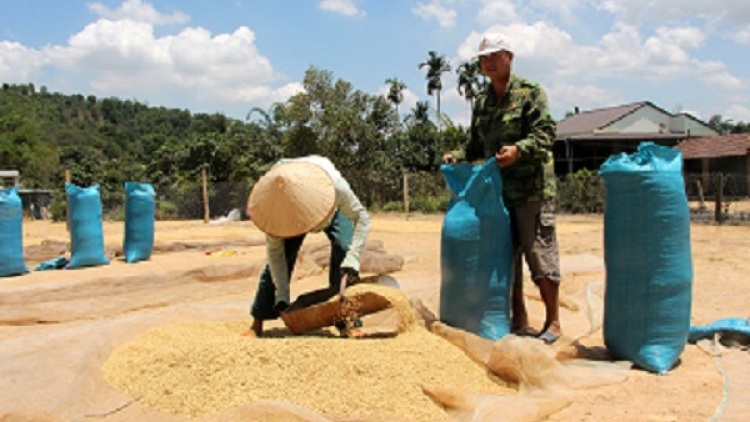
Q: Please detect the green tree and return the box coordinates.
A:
[419,51,451,131]
[732,121,750,133]
[268,67,400,204]
[708,115,734,135]
[385,78,407,118]
[456,60,483,110]
[402,101,439,171]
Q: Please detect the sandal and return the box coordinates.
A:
[537,322,561,344]
[512,326,539,337]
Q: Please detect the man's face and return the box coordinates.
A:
[479,50,513,79]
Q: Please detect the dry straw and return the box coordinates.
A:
[103,286,511,421]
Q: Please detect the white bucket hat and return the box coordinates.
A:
[247,161,336,238]
[475,33,512,58]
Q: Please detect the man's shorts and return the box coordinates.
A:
[508,198,561,285]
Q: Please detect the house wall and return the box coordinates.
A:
[0,170,20,188]
[669,115,717,136]
[604,106,671,133]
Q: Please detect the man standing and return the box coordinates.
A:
[246,155,370,337]
[443,34,561,343]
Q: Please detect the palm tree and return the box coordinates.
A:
[405,101,432,126]
[385,78,407,117]
[419,51,451,130]
[456,60,483,110]
[708,115,734,135]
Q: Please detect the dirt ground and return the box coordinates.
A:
[1,213,749,421]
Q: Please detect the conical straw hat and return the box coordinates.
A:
[247,161,336,238]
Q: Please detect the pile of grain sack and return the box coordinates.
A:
[440,144,693,374]
[0,182,155,277]
[3,143,690,422]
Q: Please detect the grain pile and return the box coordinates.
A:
[340,283,418,332]
[102,287,512,421]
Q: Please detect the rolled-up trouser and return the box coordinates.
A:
[508,198,561,287]
[251,210,353,320]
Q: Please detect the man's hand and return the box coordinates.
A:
[442,153,457,164]
[274,301,290,314]
[495,145,521,169]
[339,267,359,304]
[341,267,359,284]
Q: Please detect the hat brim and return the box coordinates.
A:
[248,162,336,239]
[474,46,509,59]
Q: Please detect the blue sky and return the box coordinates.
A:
[2,0,750,126]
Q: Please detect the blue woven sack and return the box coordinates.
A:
[599,142,693,373]
[66,183,110,269]
[440,158,514,340]
[124,182,156,263]
[0,186,29,277]
[689,318,750,344]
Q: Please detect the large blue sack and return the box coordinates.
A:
[66,183,110,269]
[123,182,156,263]
[440,158,514,340]
[599,142,693,373]
[0,186,29,277]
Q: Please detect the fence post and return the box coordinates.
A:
[65,170,71,231]
[695,179,705,211]
[715,173,724,224]
[202,164,210,224]
[403,172,410,220]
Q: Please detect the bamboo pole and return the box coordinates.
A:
[65,170,71,231]
[403,173,410,220]
[715,173,724,224]
[202,164,210,224]
[695,179,705,212]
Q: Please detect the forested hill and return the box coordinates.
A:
[1,68,464,218]
[1,82,259,190]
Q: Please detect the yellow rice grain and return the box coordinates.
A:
[102,319,511,421]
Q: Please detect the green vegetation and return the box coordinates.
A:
[707,115,750,134]
[1,66,468,219]
[556,169,605,214]
[8,60,653,220]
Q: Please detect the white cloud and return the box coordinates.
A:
[528,0,585,22]
[317,0,366,17]
[87,0,189,25]
[456,22,574,64]
[726,25,750,45]
[652,26,706,49]
[412,1,458,28]
[0,41,46,83]
[1,1,305,117]
[440,83,473,124]
[547,82,622,117]
[725,104,750,122]
[642,26,705,71]
[456,31,484,61]
[475,0,520,26]
[699,70,744,91]
[455,18,745,114]
[401,89,421,114]
[25,7,290,112]
[596,0,750,27]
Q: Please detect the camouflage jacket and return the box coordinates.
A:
[459,73,557,207]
